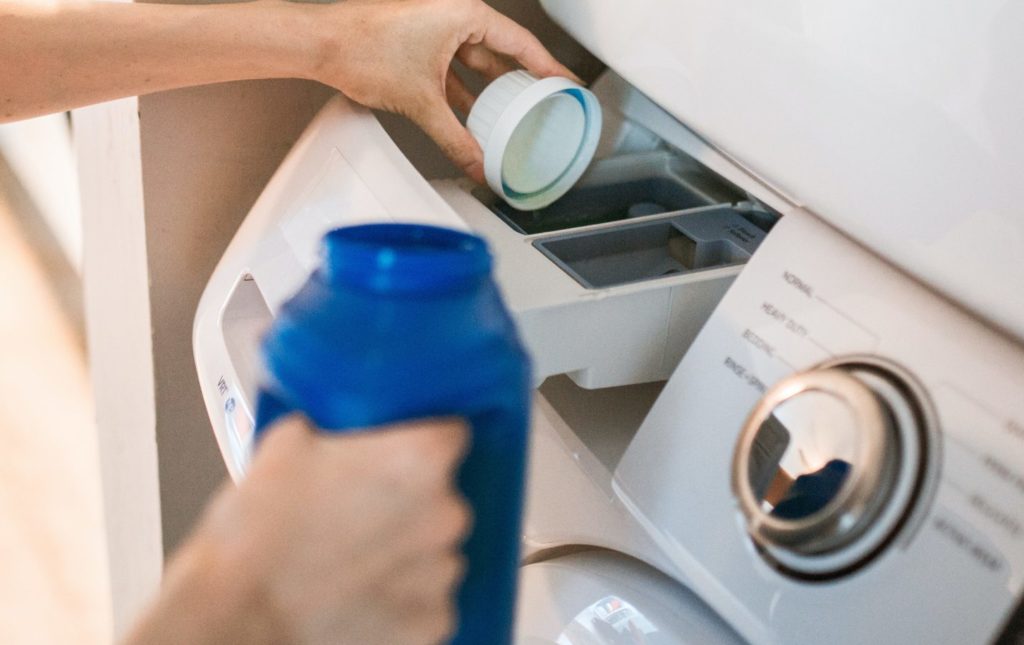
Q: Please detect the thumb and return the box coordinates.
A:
[412,97,485,184]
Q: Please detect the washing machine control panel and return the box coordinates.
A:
[614,209,1024,644]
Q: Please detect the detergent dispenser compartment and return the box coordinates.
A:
[534,206,765,289]
[481,151,745,235]
[431,135,777,388]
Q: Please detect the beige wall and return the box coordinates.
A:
[135,1,600,554]
[138,79,334,551]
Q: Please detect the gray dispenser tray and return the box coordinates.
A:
[534,206,765,290]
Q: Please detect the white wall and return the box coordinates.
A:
[74,97,164,639]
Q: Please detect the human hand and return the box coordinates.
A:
[305,0,579,182]
[126,416,470,645]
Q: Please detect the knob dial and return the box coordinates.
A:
[732,362,924,573]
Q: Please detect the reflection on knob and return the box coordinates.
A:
[733,365,909,563]
[749,390,859,521]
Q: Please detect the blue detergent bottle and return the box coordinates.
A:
[253,223,532,645]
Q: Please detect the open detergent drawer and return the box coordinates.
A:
[434,140,777,390]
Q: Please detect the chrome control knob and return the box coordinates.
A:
[732,362,925,574]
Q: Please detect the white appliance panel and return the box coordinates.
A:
[193,96,465,479]
[614,208,1024,643]
[516,551,743,644]
[540,0,1024,341]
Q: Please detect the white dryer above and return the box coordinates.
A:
[540,0,1024,342]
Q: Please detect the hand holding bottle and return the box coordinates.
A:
[125,415,471,645]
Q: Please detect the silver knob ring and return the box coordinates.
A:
[732,368,892,555]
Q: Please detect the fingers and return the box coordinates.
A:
[445,68,476,115]
[479,6,581,82]
[391,417,470,478]
[430,494,474,549]
[421,418,471,472]
[370,417,470,488]
[264,413,314,439]
[390,552,466,644]
[457,42,515,82]
[410,98,485,183]
[248,413,317,472]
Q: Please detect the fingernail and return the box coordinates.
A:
[466,160,485,185]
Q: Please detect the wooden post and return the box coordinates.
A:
[74,97,163,639]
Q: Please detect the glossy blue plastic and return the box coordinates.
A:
[254,223,532,645]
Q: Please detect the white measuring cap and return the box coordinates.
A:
[468,71,601,211]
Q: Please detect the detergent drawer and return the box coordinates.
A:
[193,94,466,480]
[433,140,775,389]
[417,68,783,389]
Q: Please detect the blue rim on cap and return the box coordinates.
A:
[501,88,592,203]
[471,73,603,213]
[499,86,602,211]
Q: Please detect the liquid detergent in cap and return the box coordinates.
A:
[469,70,601,211]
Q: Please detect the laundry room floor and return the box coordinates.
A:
[0,170,111,644]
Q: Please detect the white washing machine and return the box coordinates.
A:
[194,0,1024,642]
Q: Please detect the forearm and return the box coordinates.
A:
[121,516,277,645]
[0,0,321,122]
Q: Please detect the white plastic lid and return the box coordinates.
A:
[468,71,602,211]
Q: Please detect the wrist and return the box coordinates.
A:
[299,1,355,85]
[266,0,347,83]
[219,0,333,83]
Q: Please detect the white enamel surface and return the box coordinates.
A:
[614,209,1024,643]
[541,0,1024,341]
